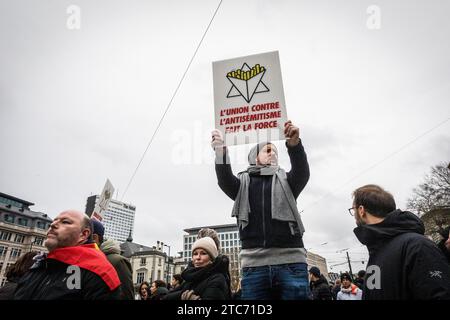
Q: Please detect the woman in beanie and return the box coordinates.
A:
[164,237,231,300]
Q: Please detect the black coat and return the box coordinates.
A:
[310,275,333,300]
[215,141,310,249]
[437,240,450,265]
[354,210,450,300]
[0,279,18,300]
[13,257,120,300]
[437,226,450,265]
[164,255,231,300]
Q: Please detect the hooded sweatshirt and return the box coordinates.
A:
[354,210,450,300]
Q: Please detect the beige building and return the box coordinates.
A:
[121,236,177,288]
[306,250,329,280]
[0,192,52,287]
[421,206,450,243]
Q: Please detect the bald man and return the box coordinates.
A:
[14,210,121,300]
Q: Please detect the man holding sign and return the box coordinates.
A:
[211,120,310,300]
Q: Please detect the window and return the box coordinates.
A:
[34,237,44,246]
[0,246,6,257]
[1,278,6,287]
[10,248,22,259]
[158,258,161,266]
[225,234,229,240]
[0,231,12,241]
[140,258,146,266]
[14,234,25,243]
[4,215,14,223]
[157,270,161,280]
[18,218,28,227]
[36,221,47,229]
[137,272,145,285]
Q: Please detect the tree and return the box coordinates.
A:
[406,162,450,216]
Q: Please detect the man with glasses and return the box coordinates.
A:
[350,184,450,300]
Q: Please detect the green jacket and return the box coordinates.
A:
[101,239,135,300]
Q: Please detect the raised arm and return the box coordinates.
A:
[212,129,240,200]
[284,121,310,199]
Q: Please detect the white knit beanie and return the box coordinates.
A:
[192,237,218,260]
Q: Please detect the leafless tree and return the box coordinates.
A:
[407,162,450,216]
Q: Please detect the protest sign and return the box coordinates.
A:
[213,51,288,146]
[92,179,114,221]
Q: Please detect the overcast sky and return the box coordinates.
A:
[1,0,449,273]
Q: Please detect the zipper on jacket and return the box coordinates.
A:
[262,178,266,248]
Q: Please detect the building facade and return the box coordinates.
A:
[0,192,52,287]
[306,250,329,280]
[183,224,241,291]
[121,236,177,289]
[85,195,135,243]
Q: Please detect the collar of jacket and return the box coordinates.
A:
[353,209,425,254]
[182,255,229,283]
[47,243,120,291]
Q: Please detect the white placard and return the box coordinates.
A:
[213,51,288,146]
[92,179,114,222]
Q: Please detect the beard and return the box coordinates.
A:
[44,232,80,251]
[355,215,366,227]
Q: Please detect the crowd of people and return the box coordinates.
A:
[0,121,449,300]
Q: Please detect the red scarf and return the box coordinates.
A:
[48,243,120,291]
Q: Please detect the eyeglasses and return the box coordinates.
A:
[348,207,356,216]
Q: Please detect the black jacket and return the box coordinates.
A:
[13,256,121,300]
[354,278,365,290]
[215,141,310,249]
[437,226,450,265]
[354,210,450,300]
[437,240,450,265]
[0,279,18,300]
[164,255,231,300]
[310,275,333,300]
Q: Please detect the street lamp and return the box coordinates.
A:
[29,237,38,252]
[160,242,171,285]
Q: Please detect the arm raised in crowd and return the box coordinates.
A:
[284,121,310,199]
[212,129,240,200]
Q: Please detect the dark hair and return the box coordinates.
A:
[357,270,366,278]
[5,251,39,281]
[139,281,150,297]
[173,274,183,284]
[352,184,396,217]
[340,272,352,282]
[153,280,167,288]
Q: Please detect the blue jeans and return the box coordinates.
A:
[241,263,310,300]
